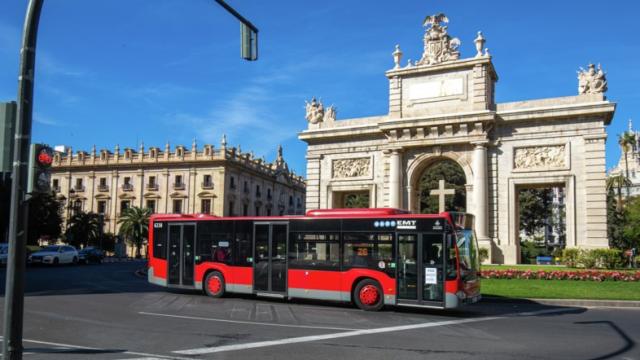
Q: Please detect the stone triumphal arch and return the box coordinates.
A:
[299,15,615,264]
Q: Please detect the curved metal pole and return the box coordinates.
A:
[3,1,44,359]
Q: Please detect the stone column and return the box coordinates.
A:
[389,149,402,209]
[472,142,489,243]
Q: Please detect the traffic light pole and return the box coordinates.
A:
[3,1,44,359]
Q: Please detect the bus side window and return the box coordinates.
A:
[234,221,253,266]
[446,234,457,280]
[153,224,167,260]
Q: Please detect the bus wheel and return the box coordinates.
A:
[204,271,225,298]
[353,279,383,311]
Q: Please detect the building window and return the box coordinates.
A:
[243,204,248,216]
[73,199,83,214]
[202,174,213,189]
[266,208,272,216]
[52,178,60,192]
[289,195,294,206]
[201,199,212,214]
[267,188,272,200]
[97,200,107,215]
[230,176,236,189]
[99,177,106,186]
[122,177,133,191]
[74,178,84,191]
[120,200,130,213]
[174,175,184,190]
[256,185,261,197]
[146,199,156,213]
[243,181,249,193]
[255,205,260,216]
[172,199,182,214]
[229,201,235,216]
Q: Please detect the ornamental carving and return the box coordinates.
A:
[332,158,370,178]
[578,63,607,94]
[416,13,460,66]
[514,145,565,169]
[305,97,336,124]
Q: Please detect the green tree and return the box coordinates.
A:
[419,160,466,213]
[607,173,631,211]
[65,211,101,248]
[518,188,552,238]
[623,196,640,250]
[27,192,64,245]
[618,132,637,199]
[118,206,151,258]
[607,187,626,249]
[344,193,370,208]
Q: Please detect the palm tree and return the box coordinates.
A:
[118,206,151,258]
[65,211,101,248]
[618,132,637,199]
[607,173,632,211]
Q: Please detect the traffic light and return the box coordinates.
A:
[27,143,53,194]
[241,23,258,61]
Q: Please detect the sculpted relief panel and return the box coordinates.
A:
[332,158,371,179]
[514,145,566,170]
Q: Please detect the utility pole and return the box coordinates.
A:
[3,1,44,359]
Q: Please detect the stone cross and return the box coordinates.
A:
[430,179,455,212]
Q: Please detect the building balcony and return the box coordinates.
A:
[52,186,61,193]
[146,183,159,191]
[73,185,85,192]
[173,183,185,190]
[256,192,262,198]
[201,182,214,189]
[121,184,134,192]
[97,185,109,192]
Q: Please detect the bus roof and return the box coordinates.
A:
[149,208,468,223]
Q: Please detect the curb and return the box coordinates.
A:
[103,257,146,263]
[483,296,640,308]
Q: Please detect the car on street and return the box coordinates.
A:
[78,247,105,264]
[28,245,79,265]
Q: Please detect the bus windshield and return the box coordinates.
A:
[455,229,479,280]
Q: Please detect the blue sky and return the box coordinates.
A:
[1,0,638,176]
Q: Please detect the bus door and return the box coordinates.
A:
[253,222,288,294]
[396,232,445,307]
[167,223,196,287]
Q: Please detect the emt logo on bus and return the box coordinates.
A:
[373,219,418,230]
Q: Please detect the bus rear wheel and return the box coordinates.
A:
[353,279,384,311]
[204,271,225,298]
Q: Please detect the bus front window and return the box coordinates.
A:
[455,229,479,280]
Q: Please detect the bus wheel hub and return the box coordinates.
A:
[359,285,379,305]
[208,276,222,294]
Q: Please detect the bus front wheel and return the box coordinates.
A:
[204,271,225,298]
[353,279,384,311]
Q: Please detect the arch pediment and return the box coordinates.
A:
[95,194,110,200]
[143,192,161,199]
[118,193,136,200]
[169,192,188,199]
[197,191,217,198]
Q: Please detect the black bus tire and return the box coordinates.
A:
[353,279,384,311]
[204,271,225,298]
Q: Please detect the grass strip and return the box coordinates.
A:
[482,278,640,301]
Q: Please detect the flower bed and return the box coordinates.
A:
[480,269,640,282]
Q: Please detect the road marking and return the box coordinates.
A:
[173,308,573,355]
[0,336,193,360]
[139,311,361,331]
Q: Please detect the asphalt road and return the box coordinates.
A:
[0,262,638,359]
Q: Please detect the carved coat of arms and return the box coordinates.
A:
[305,98,337,124]
[416,13,460,66]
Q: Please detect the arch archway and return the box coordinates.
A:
[406,153,471,214]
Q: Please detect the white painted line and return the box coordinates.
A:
[139,311,361,331]
[0,336,193,360]
[174,308,573,355]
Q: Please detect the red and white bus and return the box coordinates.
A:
[147,208,480,311]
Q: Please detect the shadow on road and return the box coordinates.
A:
[576,320,636,360]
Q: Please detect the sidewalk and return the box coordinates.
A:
[483,296,640,308]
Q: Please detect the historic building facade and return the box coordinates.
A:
[51,138,306,235]
[299,14,615,264]
[608,120,640,197]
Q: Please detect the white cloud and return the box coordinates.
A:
[33,112,64,127]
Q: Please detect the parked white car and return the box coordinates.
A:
[28,245,79,265]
